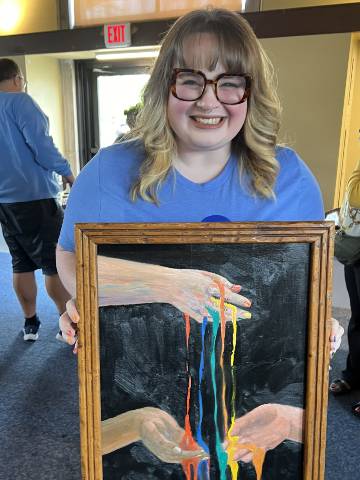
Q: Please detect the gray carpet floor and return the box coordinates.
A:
[0,251,358,479]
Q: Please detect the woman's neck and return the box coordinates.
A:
[173,147,231,184]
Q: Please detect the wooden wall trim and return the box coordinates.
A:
[0,3,359,57]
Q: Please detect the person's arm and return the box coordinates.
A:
[56,245,76,297]
[15,93,72,177]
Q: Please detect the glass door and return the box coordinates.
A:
[97,73,149,147]
[75,60,150,167]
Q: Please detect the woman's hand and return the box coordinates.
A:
[329,317,344,358]
[224,404,304,463]
[102,407,208,462]
[59,298,79,353]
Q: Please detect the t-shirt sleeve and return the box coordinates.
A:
[15,94,72,177]
[296,155,324,221]
[58,153,101,252]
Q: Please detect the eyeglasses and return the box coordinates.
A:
[170,68,251,105]
[15,74,27,88]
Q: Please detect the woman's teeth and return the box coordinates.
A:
[193,117,223,125]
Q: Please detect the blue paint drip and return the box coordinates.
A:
[196,317,210,479]
[197,459,210,479]
[208,307,228,480]
[196,317,209,452]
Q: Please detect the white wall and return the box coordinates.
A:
[260,33,351,210]
[25,55,65,156]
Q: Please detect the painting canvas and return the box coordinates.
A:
[75,222,333,480]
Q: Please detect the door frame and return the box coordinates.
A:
[75,60,151,167]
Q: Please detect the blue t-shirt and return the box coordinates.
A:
[59,140,324,252]
[0,92,72,203]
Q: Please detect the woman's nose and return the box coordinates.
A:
[195,83,220,110]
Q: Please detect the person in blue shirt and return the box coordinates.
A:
[56,8,342,476]
[0,58,73,342]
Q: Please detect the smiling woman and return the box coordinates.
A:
[56,8,326,478]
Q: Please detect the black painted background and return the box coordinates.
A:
[98,242,310,479]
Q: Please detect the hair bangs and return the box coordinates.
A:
[171,28,250,76]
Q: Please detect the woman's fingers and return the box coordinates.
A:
[66,298,80,323]
[329,317,344,357]
[59,298,79,352]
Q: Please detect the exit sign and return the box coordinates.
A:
[104,23,131,48]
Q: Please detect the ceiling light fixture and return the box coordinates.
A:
[95,46,160,61]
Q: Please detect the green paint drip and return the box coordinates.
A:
[208,307,228,480]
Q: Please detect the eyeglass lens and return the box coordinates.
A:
[174,71,248,104]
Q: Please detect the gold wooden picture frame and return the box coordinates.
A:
[76,222,333,480]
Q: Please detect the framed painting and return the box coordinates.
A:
[75,222,333,480]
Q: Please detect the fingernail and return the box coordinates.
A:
[243,311,252,319]
[232,284,241,291]
[244,300,252,307]
[173,446,182,454]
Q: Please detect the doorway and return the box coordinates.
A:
[75,60,151,167]
[97,73,149,147]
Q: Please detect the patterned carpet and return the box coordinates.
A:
[0,250,358,480]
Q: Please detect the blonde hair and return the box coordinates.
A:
[126,8,281,203]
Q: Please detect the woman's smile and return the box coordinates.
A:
[190,115,226,128]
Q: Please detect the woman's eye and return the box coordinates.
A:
[221,81,240,88]
[181,78,201,86]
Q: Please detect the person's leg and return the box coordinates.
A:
[44,273,71,315]
[12,271,37,317]
[330,264,360,393]
[13,269,41,341]
[344,262,360,386]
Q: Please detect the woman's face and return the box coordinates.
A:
[167,34,248,157]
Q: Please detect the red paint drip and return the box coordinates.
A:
[180,313,200,479]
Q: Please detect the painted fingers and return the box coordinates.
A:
[170,270,251,323]
[140,414,208,464]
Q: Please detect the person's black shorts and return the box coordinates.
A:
[0,198,63,275]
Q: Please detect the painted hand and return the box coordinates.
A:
[157,268,251,323]
[98,257,251,324]
[138,407,208,463]
[224,404,304,463]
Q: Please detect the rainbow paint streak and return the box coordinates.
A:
[181,283,265,479]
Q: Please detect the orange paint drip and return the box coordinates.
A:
[227,441,266,480]
[180,313,201,479]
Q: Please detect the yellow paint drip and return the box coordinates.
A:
[228,303,239,479]
[211,298,265,480]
